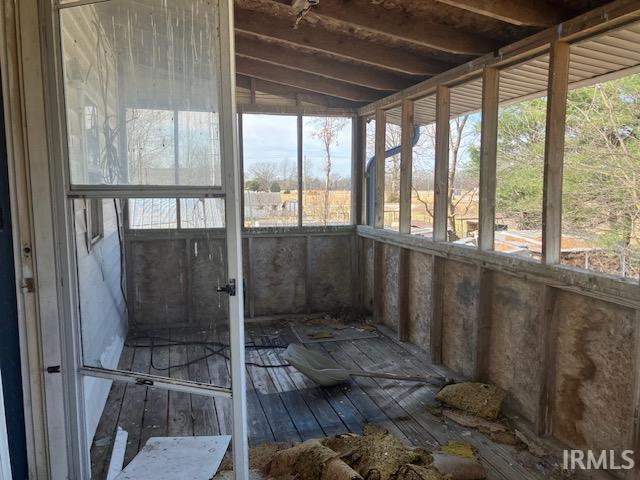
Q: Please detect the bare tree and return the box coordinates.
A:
[248,161,279,191]
[311,117,348,225]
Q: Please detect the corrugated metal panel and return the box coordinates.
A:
[396,21,640,126]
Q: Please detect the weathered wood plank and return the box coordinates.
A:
[167,331,193,437]
[217,329,274,446]
[235,7,447,76]
[186,340,219,436]
[275,323,354,437]
[374,109,386,229]
[320,340,418,445]
[433,86,450,243]
[272,0,497,54]
[536,286,559,436]
[250,325,324,441]
[90,347,134,479]
[206,330,234,437]
[118,347,151,466]
[236,57,379,103]
[432,0,568,27]
[542,41,570,265]
[430,256,445,365]
[139,341,169,448]
[398,248,411,342]
[304,342,366,434]
[398,99,414,235]
[478,67,499,251]
[244,328,301,443]
[236,36,412,91]
[373,241,385,324]
[353,116,366,226]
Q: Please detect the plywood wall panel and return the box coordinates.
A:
[251,236,306,316]
[488,273,544,423]
[382,244,400,329]
[189,238,228,324]
[441,260,478,378]
[552,291,635,451]
[309,236,353,311]
[130,239,188,325]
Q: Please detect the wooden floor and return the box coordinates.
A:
[90,321,564,480]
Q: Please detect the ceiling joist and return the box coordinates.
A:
[235,57,380,102]
[271,0,498,55]
[236,75,359,108]
[432,0,571,27]
[234,7,450,76]
[235,35,416,91]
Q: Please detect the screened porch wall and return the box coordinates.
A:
[124,228,357,327]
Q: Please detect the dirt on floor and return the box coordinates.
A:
[218,424,491,480]
[219,442,293,472]
[435,383,505,420]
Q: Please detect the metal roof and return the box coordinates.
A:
[386,20,640,126]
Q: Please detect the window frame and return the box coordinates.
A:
[239,111,357,230]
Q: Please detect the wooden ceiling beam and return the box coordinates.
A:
[270,0,497,55]
[235,57,381,102]
[234,7,450,76]
[235,35,416,91]
[236,75,360,108]
[432,0,570,27]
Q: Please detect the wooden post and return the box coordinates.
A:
[474,267,494,380]
[399,99,414,234]
[374,109,386,229]
[629,309,640,480]
[430,255,445,364]
[373,241,385,323]
[297,114,304,227]
[352,116,366,225]
[536,285,559,436]
[305,234,311,313]
[542,41,570,264]
[433,85,450,242]
[478,67,499,251]
[397,248,411,342]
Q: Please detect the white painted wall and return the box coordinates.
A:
[74,199,127,449]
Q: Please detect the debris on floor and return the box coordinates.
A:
[306,330,336,340]
[435,383,505,420]
[441,410,519,446]
[430,452,486,480]
[514,429,548,457]
[219,442,292,472]
[440,440,476,460]
[114,435,231,480]
[217,425,494,480]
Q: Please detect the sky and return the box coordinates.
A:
[242,114,352,179]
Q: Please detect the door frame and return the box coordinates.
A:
[0,0,249,478]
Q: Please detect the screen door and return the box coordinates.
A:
[54,0,248,477]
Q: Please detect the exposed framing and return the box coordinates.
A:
[542,41,570,265]
[361,0,640,296]
[432,85,450,243]
[374,109,385,229]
